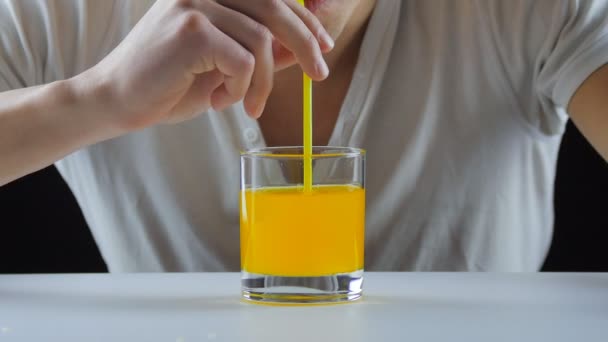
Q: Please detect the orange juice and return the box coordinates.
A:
[240,185,365,277]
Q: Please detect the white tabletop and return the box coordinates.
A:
[0,272,606,341]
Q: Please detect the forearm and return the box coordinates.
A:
[0,0,333,187]
[0,77,120,186]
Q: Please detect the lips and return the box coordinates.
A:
[304,0,325,12]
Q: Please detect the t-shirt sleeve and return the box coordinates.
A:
[535,0,608,134]
[0,0,152,92]
[0,0,45,91]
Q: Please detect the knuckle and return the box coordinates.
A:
[251,23,272,49]
[239,50,256,72]
[178,11,210,35]
[264,0,283,10]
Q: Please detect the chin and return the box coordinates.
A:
[305,0,328,13]
[306,0,350,39]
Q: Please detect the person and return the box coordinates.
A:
[1,0,607,272]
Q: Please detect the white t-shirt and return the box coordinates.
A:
[2,0,608,272]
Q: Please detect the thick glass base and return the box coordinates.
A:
[241,270,363,305]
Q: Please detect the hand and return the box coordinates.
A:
[76,0,334,132]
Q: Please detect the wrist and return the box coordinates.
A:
[66,69,131,141]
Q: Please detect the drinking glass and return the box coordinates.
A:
[240,146,365,304]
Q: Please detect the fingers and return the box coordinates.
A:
[177,0,334,118]
[193,15,255,113]
[202,2,274,118]
[218,0,331,81]
[283,0,334,53]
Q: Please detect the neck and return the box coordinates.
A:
[258,2,376,147]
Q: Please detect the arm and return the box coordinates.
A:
[0,0,333,186]
[568,63,608,162]
[0,77,118,186]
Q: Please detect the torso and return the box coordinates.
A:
[258,75,347,147]
[258,32,363,147]
[4,0,588,272]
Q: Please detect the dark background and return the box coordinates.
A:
[0,121,607,273]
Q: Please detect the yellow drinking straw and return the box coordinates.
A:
[298,0,313,192]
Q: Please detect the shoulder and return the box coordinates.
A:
[0,0,154,87]
[472,0,608,40]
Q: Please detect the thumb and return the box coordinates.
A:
[272,40,297,72]
[167,69,225,123]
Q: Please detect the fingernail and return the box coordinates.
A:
[320,32,334,50]
[316,59,329,78]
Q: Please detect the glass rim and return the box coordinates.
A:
[240,146,365,159]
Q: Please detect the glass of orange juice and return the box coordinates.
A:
[240,146,365,304]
